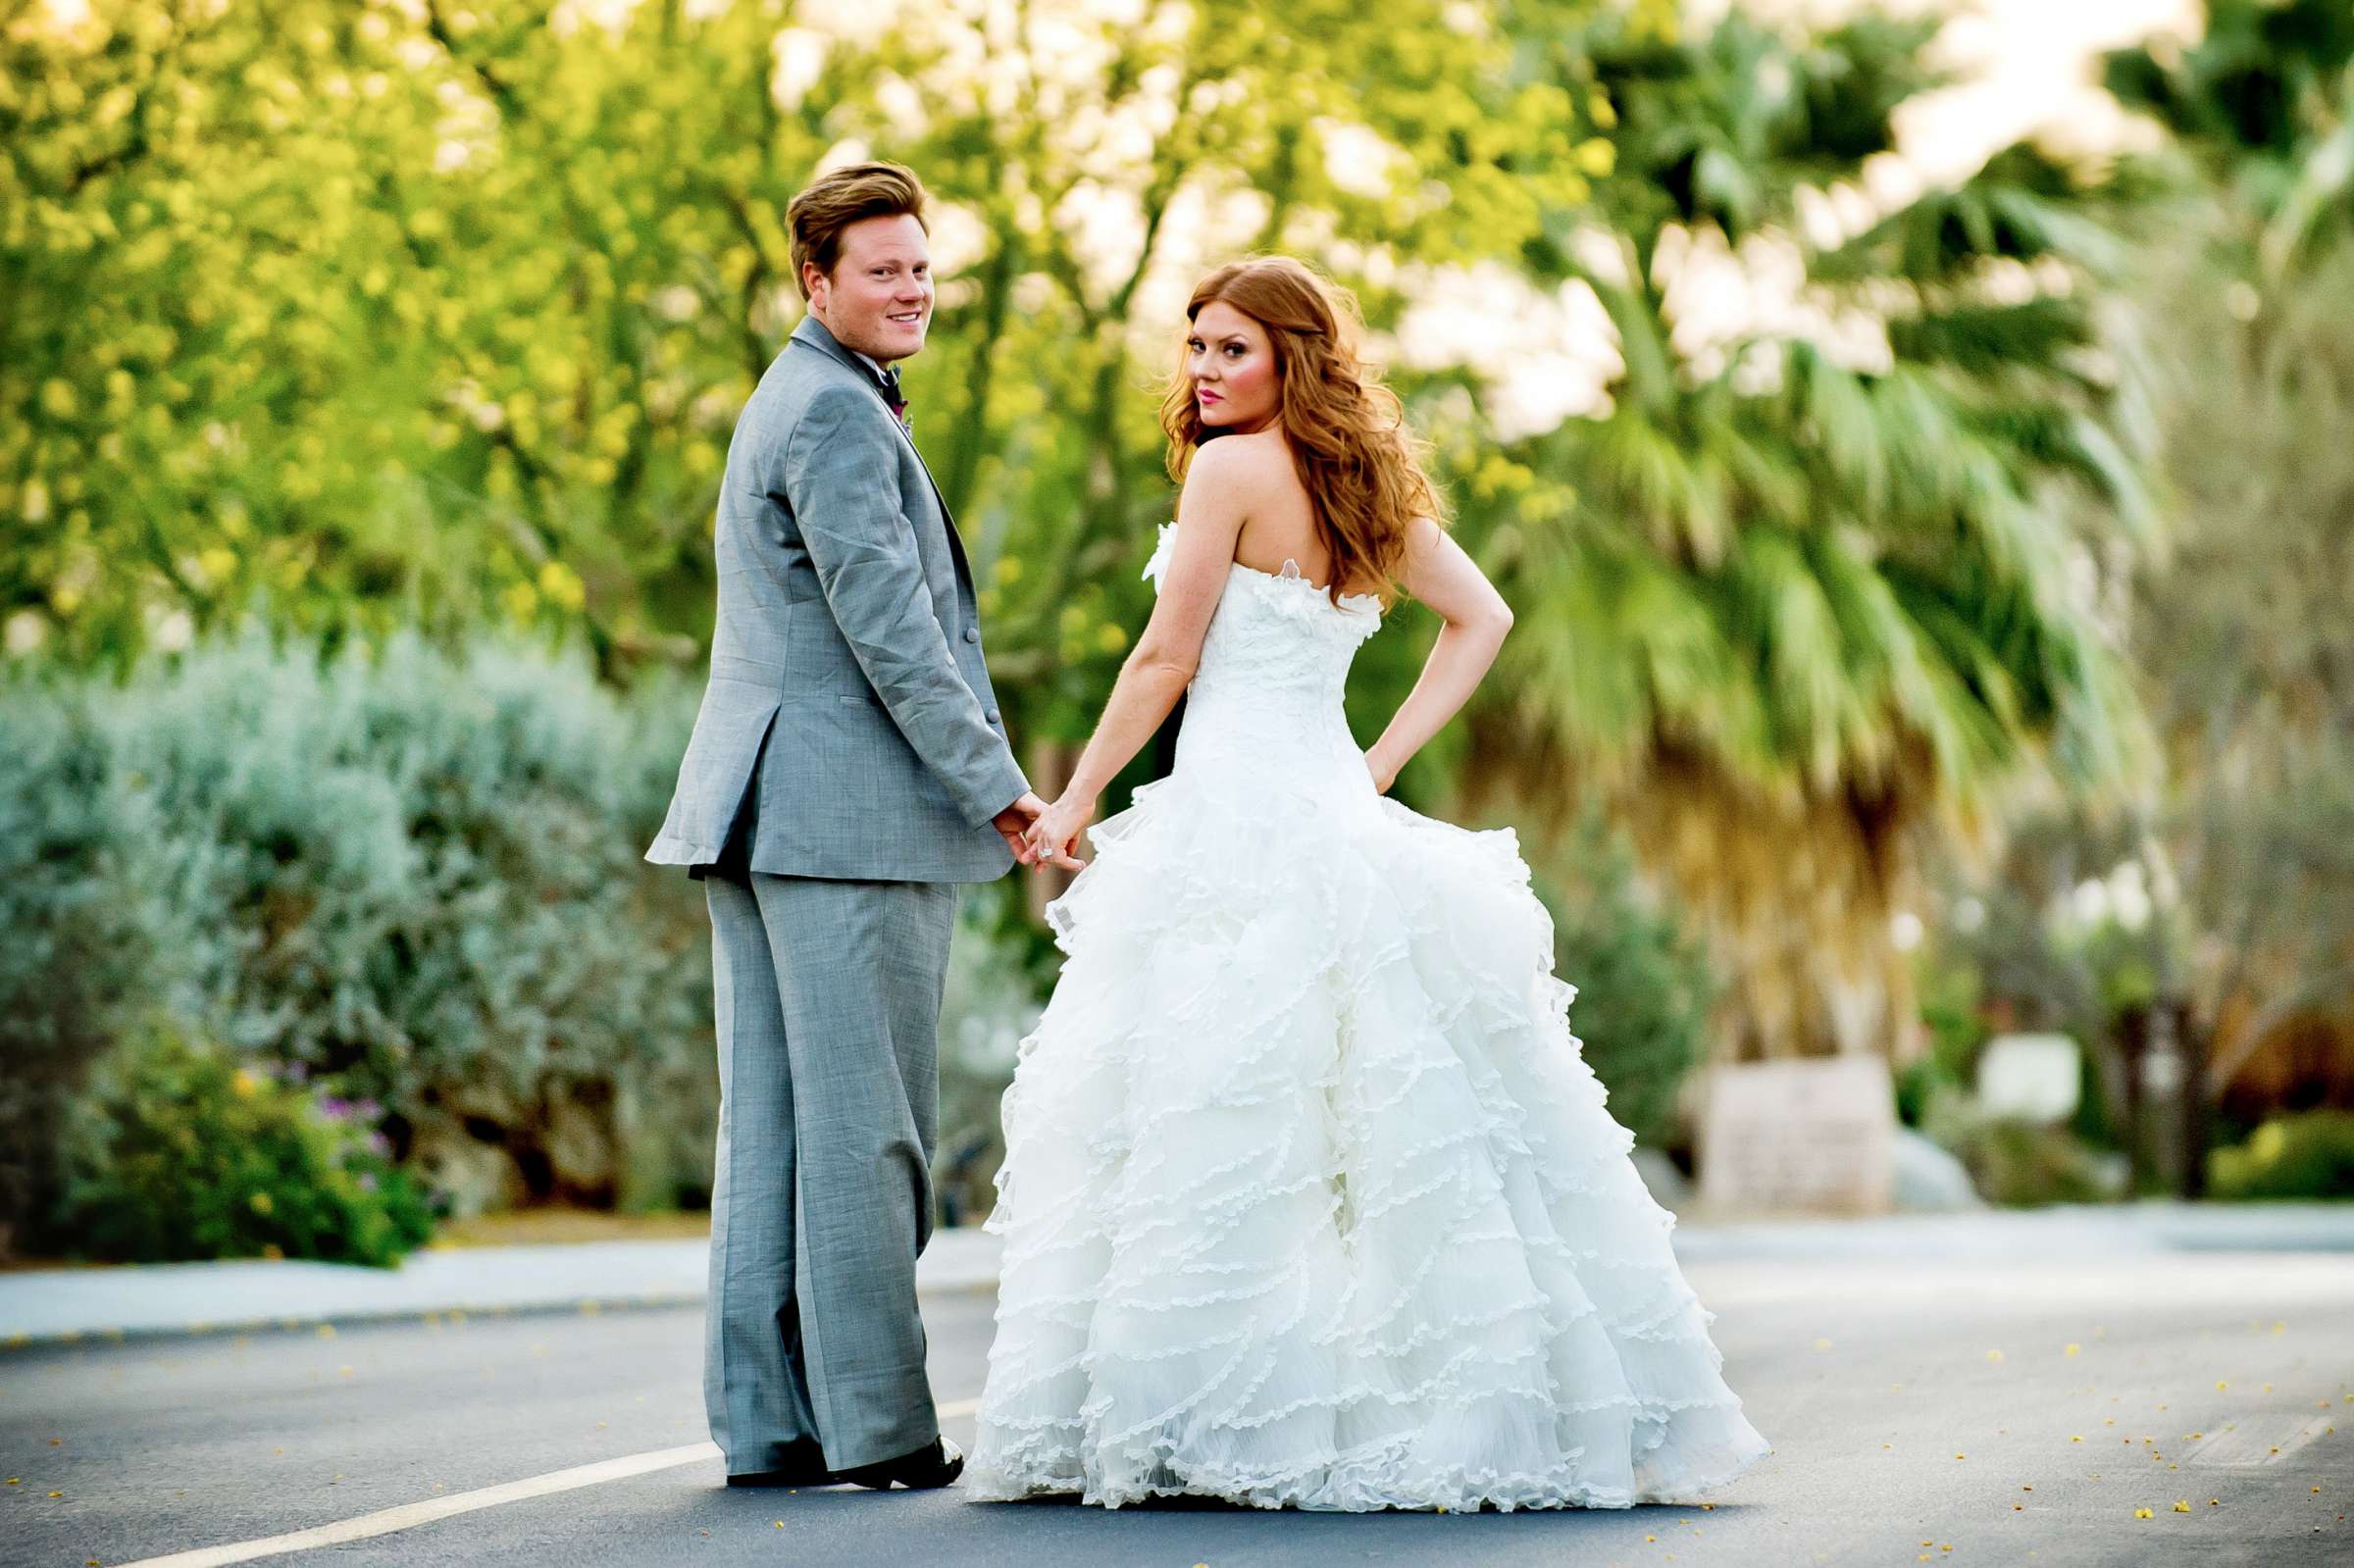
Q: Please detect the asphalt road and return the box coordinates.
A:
[5,1251,2350,1568]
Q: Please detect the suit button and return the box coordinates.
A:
[986,709,1001,725]
[963,626,979,643]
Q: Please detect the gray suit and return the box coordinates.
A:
[646,313,1028,1475]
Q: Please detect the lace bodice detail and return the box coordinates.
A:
[1141,522,1382,784]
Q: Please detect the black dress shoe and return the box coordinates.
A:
[725,1441,841,1488]
[837,1435,964,1491]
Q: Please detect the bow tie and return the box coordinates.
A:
[875,365,908,424]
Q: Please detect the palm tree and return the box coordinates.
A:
[1443,9,2156,1064]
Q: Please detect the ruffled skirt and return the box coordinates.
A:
[964,768,1768,1511]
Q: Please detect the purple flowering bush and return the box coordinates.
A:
[57,1021,437,1267]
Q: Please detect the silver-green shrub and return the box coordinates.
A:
[4,631,717,1245]
[0,689,174,1256]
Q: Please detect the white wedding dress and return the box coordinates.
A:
[964,525,1769,1511]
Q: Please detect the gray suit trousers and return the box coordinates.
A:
[702,868,955,1474]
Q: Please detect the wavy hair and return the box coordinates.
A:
[1157,256,1445,606]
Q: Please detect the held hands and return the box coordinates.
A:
[993,793,1051,866]
[993,792,1088,872]
[1365,748,1400,796]
[1021,792,1094,872]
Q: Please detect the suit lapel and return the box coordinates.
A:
[789,313,978,601]
[887,420,979,610]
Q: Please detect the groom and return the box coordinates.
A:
[646,161,1064,1491]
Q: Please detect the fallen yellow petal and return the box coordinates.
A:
[2134,1507,2153,1519]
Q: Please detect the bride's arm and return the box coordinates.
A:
[1362,517,1514,794]
[1028,437,1268,853]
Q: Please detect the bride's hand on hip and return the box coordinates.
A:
[1024,795,1093,872]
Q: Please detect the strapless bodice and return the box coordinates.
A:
[1141,522,1384,791]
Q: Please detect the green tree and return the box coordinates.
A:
[2103,0,2354,276]
[1444,7,2154,1062]
[3,1,470,667]
[1905,3,2354,1191]
[2100,3,2354,1117]
[2,0,1606,688]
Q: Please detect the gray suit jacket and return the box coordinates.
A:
[646,315,1029,884]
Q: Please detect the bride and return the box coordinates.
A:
[964,256,1768,1512]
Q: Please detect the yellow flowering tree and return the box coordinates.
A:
[3,0,1605,685]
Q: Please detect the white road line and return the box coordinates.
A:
[112,1442,724,1568]
[116,1403,990,1568]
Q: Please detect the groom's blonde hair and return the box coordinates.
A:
[787,162,929,301]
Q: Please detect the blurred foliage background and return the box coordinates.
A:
[4,0,2351,1260]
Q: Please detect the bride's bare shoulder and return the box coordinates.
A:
[1184,430,1293,489]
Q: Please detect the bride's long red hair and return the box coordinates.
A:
[1156,256,1446,606]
